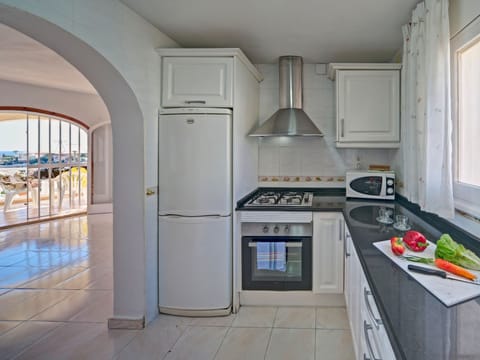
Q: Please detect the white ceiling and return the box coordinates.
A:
[0,1,419,94]
[121,0,419,64]
[0,24,96,94]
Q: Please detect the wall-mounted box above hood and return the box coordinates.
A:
[249,56,324,137]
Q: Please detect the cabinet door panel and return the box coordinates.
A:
[162,57,233,107]
[313,213,344,293]
[337,69,400,145]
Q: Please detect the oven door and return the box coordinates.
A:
[242,236,312,291]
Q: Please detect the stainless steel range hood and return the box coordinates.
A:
[249,56,323,137]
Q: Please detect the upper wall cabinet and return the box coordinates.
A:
[328,63,401,148]
[162,57,234,107]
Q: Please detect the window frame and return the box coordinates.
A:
[451,16,480,219]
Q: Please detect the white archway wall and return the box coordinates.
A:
[0,79,110,128]
[0,1,179,323]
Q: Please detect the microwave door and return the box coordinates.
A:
[350,176,383,196]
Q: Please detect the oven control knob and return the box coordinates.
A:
[387,187,394,194]
[387,179,394,186]
[273,226,279,233]
[284,225,290,233]
[263,225,269,233]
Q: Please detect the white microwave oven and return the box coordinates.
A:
[346,170,395,200]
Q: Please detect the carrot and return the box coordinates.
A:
[435,258,477,281]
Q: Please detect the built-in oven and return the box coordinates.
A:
[241,222,312,291]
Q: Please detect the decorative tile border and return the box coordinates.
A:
[258,175,345,183]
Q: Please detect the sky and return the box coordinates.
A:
[0,120,26,152]
[0,118,87,154]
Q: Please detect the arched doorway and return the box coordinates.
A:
[0,5,149,325]
[0,108,89,225]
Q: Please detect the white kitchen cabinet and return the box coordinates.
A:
[345,225,362,358]
[328,63,401,148]
[312,212,344,293]
[361,273,397,360]
[162,57,234,108]
[345,229,396,360]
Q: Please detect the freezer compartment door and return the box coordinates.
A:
[159,113,232,216]
[158,215,232,310]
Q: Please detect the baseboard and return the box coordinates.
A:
[159,306,231,317]
[108,316,145,329]
[239,291,345,307]
[88,203,113,214]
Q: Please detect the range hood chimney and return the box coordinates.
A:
[249,56,323,137]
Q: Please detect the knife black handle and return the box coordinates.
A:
[408,264,447,278]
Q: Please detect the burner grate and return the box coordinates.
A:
[245,190,313,207]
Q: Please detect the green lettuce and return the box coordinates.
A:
[435,234,480,270]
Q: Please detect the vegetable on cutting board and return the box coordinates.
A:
[390,237,405,256]
[434,258,477,281]
[403,231,429,252]
[435,234,480,271]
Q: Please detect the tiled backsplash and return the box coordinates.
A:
[256,63,397,184]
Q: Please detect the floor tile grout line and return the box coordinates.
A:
[160,322,189,360]
[0,319,24,338]
[10,321,67,360]
[211,324,231,360]
[263,307,278,360]
[111,326,142,360]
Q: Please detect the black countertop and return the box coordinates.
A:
[237,188,480,360]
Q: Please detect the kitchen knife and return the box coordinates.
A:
[407,264,480,285]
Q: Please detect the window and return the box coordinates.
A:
[457,38,480,186]
[0,111,88,222]
[451,17,480,218]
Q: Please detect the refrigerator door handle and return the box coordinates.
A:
[159,214,231,218]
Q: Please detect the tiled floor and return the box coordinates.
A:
[0,214,355,360]
[0,197,87,229]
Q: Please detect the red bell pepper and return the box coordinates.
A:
[390,236,405,256]
[403,231,429,252]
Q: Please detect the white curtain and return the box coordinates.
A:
[401,0,454,219]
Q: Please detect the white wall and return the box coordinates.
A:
[0,0,178,324]
[256,64,396,185]
[450,0,480,37]
[0,79,109,127]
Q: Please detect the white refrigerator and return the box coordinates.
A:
[158,108,232,316]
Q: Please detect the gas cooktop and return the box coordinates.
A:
[244,190,313,207]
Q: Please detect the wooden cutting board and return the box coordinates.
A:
[373,239,480,307]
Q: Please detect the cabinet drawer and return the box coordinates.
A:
[362,278,397,359]
[162,57,233,107]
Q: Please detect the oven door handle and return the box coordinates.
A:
[248,242,302,248]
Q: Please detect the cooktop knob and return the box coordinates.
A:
[273,226,279,233]
[263,225,269,233]
[284,225,290,233]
